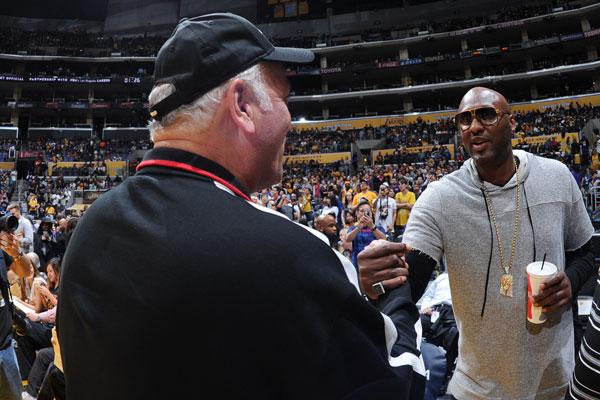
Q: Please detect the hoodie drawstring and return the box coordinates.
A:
[480,187,494,318]
[523,183,536,262]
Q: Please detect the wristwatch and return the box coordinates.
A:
[371,226,377,232]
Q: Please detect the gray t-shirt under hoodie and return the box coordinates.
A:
[403,150,594,400]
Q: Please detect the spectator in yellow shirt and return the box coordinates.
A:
[46,205,56,218]
[299,188,313,224]
[28,195,39,214]
[351,181,377,209]
[591,151,600,171]
[394,179,416,239]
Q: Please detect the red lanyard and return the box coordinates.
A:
[136,159,251,201]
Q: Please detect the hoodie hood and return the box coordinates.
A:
[464,149,531,192]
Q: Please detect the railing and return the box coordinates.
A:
[592,184,600,212]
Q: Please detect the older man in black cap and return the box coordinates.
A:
[59,13,423,399]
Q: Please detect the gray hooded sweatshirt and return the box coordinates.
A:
[403,150,594,400]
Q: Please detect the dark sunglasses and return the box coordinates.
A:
[454,107,509,131]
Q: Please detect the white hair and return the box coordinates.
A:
[147,64,272,141]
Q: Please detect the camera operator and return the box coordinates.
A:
[0,230,34,400]
[344,199,387,268]
[373,182,397,239]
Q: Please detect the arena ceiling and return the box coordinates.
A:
[2,0,108,20]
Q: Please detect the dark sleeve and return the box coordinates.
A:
[566,274,600,399]
[318,292,426,400]
[55,234,67,258]
[33,234,41,253]
[374,251,435,359]
[565,239,595,298]
[378,280,420,357]
[2,250,13,267]
[405,250,437,303]
[0,252,9,276]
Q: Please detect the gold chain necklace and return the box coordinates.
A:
[481,159,520,297]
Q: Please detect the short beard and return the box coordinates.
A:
[325,232,339,248]
[471,136,512,169]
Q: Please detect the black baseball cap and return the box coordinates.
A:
[149,13,315,121]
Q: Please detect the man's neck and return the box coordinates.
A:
[475,154,516,186]
[153,138,256,192]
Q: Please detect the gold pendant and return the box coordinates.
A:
[500,274,513,297]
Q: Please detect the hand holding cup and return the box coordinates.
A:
[532,272,571,313]
[527,260,570,323]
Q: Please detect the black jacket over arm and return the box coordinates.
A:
[565,239,595,298]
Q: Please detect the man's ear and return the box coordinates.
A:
[227,79,256,134]
[509,114,517,133]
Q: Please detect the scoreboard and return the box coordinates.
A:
[258,0,326,23]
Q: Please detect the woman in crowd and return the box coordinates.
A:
[32,257,60,315]
[23,253,45,303]
[344,199,387,268]
[16,258,61,389]
[342,191,355,221]
[16,258,60,399]
[338,212,355,261]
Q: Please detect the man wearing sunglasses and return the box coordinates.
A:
[360,87,595,399]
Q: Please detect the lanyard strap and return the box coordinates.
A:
[137,159,251,201]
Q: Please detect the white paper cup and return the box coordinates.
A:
[526,261,558,324]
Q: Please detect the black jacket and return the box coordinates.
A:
[0,252,13,350]
[58,147,424,399]
[34,223,59,271]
